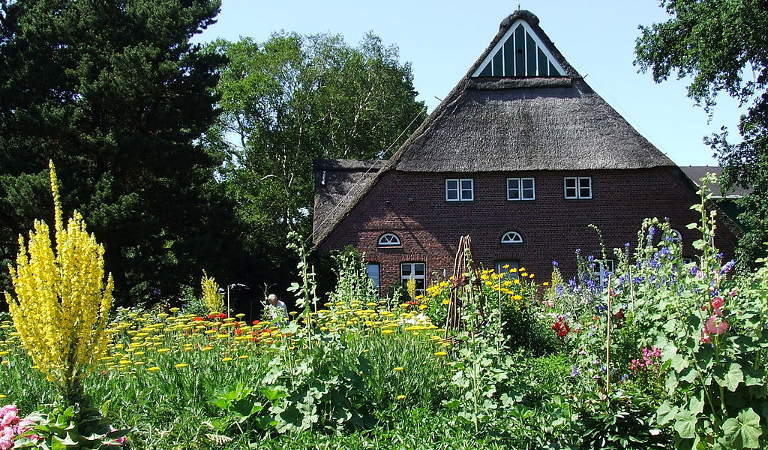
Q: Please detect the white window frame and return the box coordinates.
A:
[446,178,474,202]
[507,178,535,201]
[377,232,401,247]
[500,231,524,244]
[400,262,426,296]
[564,177,592,199]
[593,259,615,280]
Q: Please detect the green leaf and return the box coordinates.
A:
[674,410,697,439]
[719,363,744,392]
[722,408,763,449]
[656,401,678,425]
[671,354,689,373]
[688,391,705,415]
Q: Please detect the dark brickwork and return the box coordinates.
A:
[317,167,738,294]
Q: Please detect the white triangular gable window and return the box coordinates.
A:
[473,20,565,77]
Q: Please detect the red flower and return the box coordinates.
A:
[235,328,243,336]
[193,316,204,322]
[252,320,261,326]
[552,317,570,338]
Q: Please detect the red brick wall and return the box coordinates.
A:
[318,167,738,294]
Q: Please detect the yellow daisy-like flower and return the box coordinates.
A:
[169,308,180,313]
[396,395,406,400]
[393,367,404,372]
[174,363,189,369]
[147,367,160,372]
[157,348,171,353]
[221,357,233,362]
[238,355,248,359]
[202,346,214,352]
[382,329,395,335]
[434,351,448,357]
[441,299,450,305]
[0,395,6,399]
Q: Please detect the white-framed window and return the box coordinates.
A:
[507,178,535,201]
[377,232,401,247]
[495,260,520,280]
[400,262,426,296]
[669,229,682,243]
[446,178,474,202]
[593,259,615,280]
[366,263,381,294]
[564,177,592,199]
[500,231,524,244]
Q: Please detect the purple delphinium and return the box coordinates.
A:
[552,260,559,267]
[720,260,736,275]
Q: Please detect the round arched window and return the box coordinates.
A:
[501,231,524,244]
[378,233,401,247]
[669,229,682,242]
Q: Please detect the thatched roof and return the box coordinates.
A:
[312,10,678,247]
[313,159,384,242]
[680,166,750,198]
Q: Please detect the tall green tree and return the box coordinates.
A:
[208,32,425,278]
[0,0,229,303]
[635,0,768,265]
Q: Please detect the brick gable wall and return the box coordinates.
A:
[317,167,737,294]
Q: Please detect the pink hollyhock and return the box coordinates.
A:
[711,297,725,316]
[705,315,729,335]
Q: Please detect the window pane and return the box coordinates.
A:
[415,279,425,291]
[580,187,591,198]
[565,178,576,188]
[521,178,534,189]
[461,188,473,200]
[446,179,458,190]
[366,264,380,290]
[414,263,425,276]
[446,188,458,200]
[579,177,591,188]
[461,180,472,190]
[507,179,520,200]
[522,187,534,199]
[401,264,412,277]
[508,178,520,190]
[565,187,577,198]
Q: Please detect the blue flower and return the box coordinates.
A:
[552,260,559,267]
[720,260,736,275]
[570,366,580,377]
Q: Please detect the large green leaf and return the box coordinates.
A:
[674,410,698,439]
[722,408,762,449]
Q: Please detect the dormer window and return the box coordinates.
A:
[501,231,524,244]
[473,20,565,77]
[377,233,401,247]
[446,178,474,202]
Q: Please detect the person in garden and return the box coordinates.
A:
[265,293,288,321]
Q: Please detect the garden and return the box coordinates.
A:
[1,166,767,449]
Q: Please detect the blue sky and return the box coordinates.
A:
[199,0,745,166]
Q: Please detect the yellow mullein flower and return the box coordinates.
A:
[4,162,113,400]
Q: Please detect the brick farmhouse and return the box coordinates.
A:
[312,10,740,296]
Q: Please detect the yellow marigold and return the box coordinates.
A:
[4,161,113,400]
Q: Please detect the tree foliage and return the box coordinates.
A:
[208,32,425,278]
[635,0,768,265]
[0,0,228,303]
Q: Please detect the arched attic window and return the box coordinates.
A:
[473,21,565,78]
[378,233,401,247]
[501,231,524,244]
